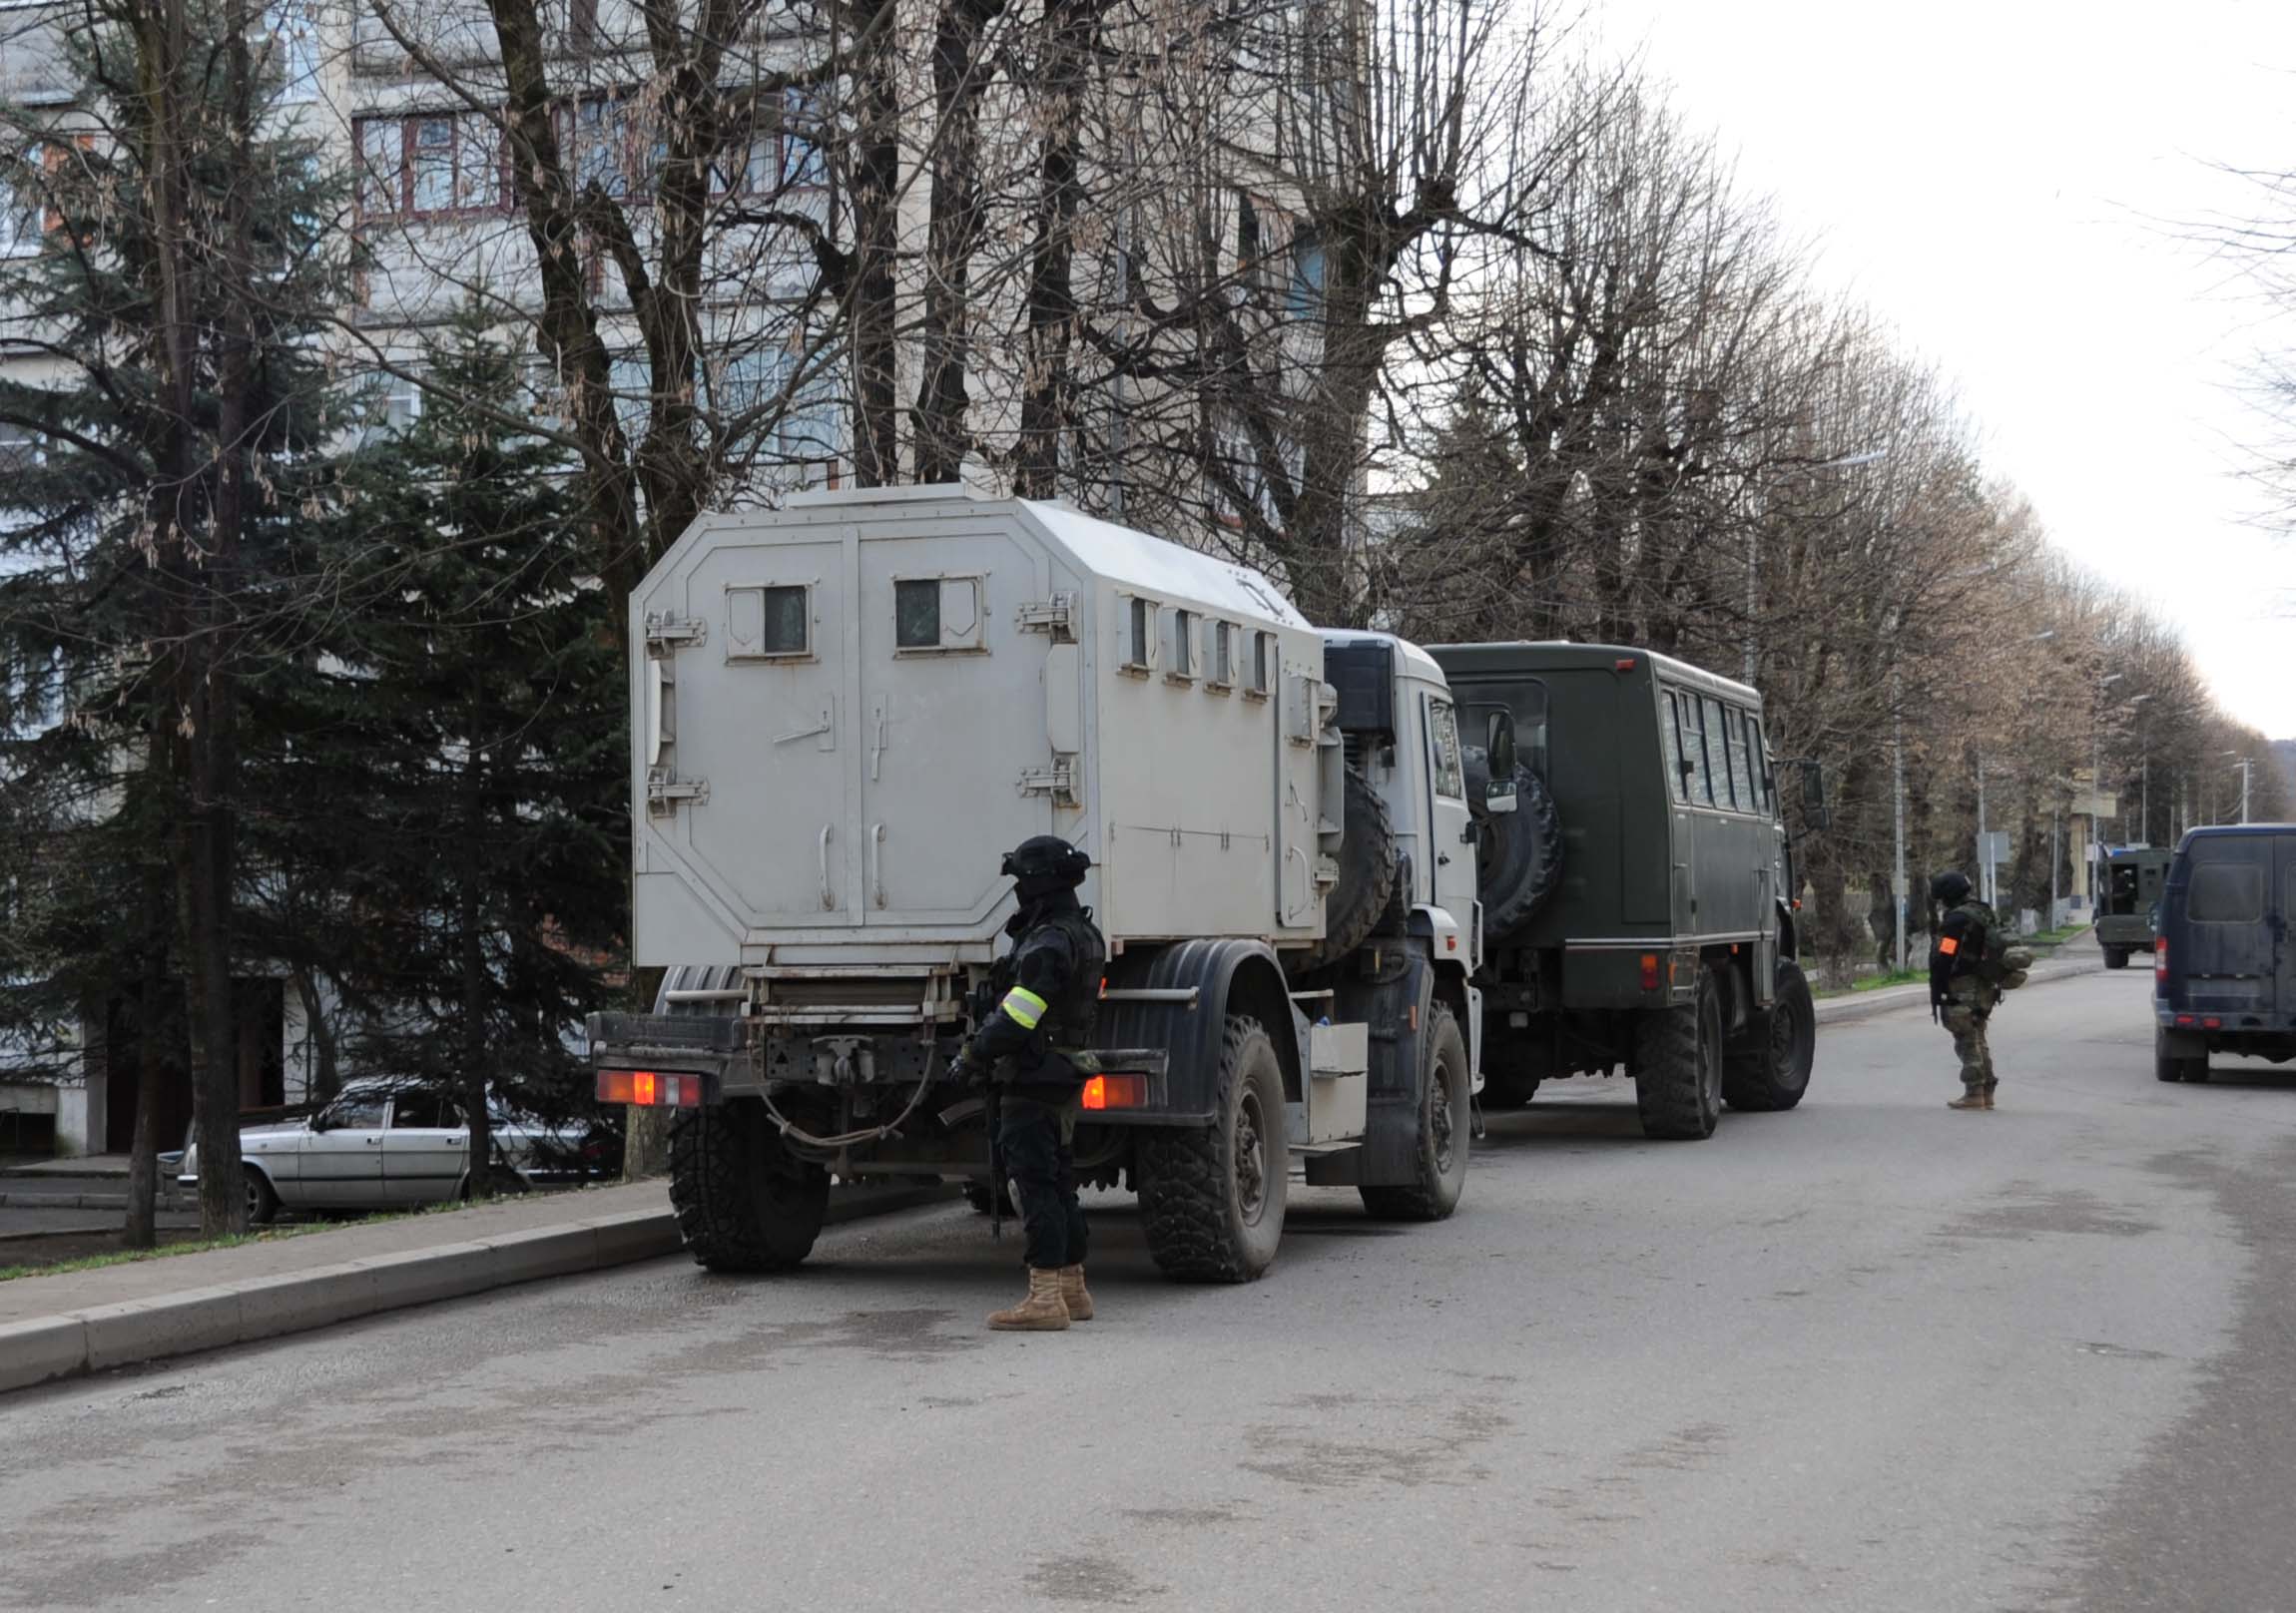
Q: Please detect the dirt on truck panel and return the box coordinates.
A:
[1428,641,1822,1136]
[588,487,1488,1285]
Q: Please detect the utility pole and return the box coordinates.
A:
[1892,673,1908,974]
[1976,752,1991,907]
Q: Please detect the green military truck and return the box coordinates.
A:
[1429,643,1823,1139]
[2093,845,2170,969]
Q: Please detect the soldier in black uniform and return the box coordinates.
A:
[951,835,1106,1332]
[1928,869,2000,1111]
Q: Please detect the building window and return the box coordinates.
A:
[265,0,321,104]
[357,112,506,220]
[1289,232,1326,318]
[0,153,39,258]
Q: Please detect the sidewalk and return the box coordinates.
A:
[1812,926,2105,1028]
[0,1153,134,1179]
[0,1177,952,1395]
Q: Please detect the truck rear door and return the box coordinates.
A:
[2278,835,2295,1023]
[2182,836,2275,1016]
[645,530,859,922]
[856,522,1058,927]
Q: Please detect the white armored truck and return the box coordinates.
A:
[588,486,1514,1282]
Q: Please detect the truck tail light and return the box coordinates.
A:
[598,1069,703,1108]
[1640,953,1659,992]
[1080,1074,1147,1111]
[2154,935,2168,984]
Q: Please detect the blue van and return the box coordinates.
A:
[2153,824,2296,1083]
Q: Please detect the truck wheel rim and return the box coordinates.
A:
[1771,993,1804,1071]
[1235,1091,1268,1224]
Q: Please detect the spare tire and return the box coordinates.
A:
[1298,765,1398,973]
[1478,765,1562,939]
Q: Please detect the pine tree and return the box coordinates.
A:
[274,306,625,1189]
[0,0,356,1236]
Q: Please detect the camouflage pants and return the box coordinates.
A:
[1942,977,2000,1089]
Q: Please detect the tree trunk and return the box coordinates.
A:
[1015,0,1096,498]
[911,0,1007,485]
[290,964,339,1104]
[123,777,173,1251]
[459,744,494,1196]
[849,0,903,485]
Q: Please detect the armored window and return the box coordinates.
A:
[1121,596,1155,674]
[1167,608,1196,682]
[1658,693,1688,804]
[893,576,985,654]
[1723,707,1754,814]
[726,583,811,660]
[1746,718,1773,810]
[1246,631,1273,699]
[1208,622,1236,691]
[1429,700,1465,801]
[2189,860,2263,923]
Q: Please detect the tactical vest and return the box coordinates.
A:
[1021,908,1104,1051]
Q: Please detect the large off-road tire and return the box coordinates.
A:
[2103,946,2129,970]
[1723,960,1816,1112]
[668,1098,833,1273]
[1361,1002,1469,1221]
[1633,965,1725,1140]
[1298,766,1398,973]
[1477,765,1563,940]
[1137,1015,1288,1283]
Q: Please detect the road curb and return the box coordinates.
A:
[0,1182,954,1396]
[1814,953,2107,1028]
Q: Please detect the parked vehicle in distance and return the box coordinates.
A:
[2094,845,2171,969]
[177,1080,616,1224]
[1429,641,1823,1140]
[2153,824,2296,1083]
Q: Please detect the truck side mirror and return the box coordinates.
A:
[1484,714,1518,814]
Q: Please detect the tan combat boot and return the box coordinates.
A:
[1947,1085,1990,1111]
[988,1268,1071,1332]
[1982,1081,1999,1110]
[1058,1265,1094,1323]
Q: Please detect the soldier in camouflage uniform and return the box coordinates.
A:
[1927,870,2000,1111]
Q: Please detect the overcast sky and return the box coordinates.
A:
[1591,0,2296,739]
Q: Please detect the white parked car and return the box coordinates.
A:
[177,1080,608,1225]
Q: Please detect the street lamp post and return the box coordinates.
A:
[2224,753,2254,824]
[2090,672,2123,893]
[2123,694,2152,843]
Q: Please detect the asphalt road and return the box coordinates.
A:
[5,967,2293,1613]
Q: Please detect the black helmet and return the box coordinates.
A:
[1930,870,1972,905]
[1002,835,1091,899]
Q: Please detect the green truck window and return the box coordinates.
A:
[1747,717,1772,810]
[1658,691,1688,804]
[1723,705,1753,814]
[1681,694,1714,806]
[1700,696,1733,807]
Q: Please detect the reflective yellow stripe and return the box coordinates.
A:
[1000,987,1048,1030]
